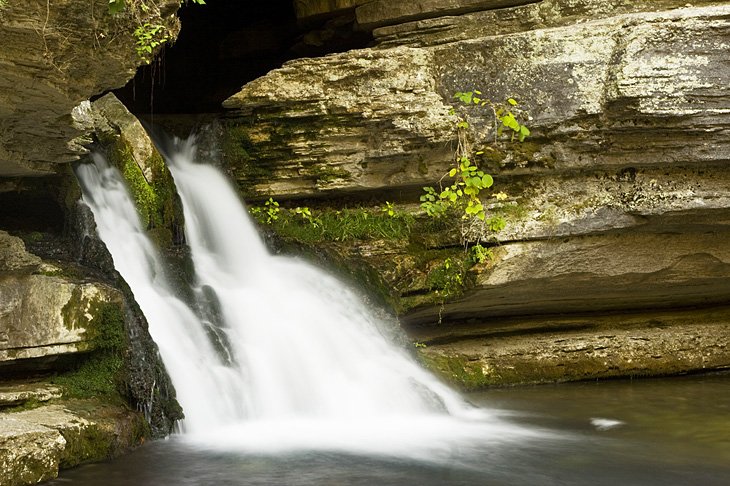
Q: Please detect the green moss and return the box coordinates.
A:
[105,136,179,246]
[61,288,89,333]
[51,353,125,401]
[54,302,127,401]
[262,207,414,244]
[58,423,116,469]
[418,352,490,391]
[89,302,127,352]
[222,124,276,186]
[57,404,150,469]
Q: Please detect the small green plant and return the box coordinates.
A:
[453,92,531,142]
[469,244,493,264]
[427,257,466,299]
[249,197,280,224]
[486,215,506,232]
[381,201,396,217]
[413,342,427,349]
[420,91,530,244]
[108,1,207,62]
[134,23,170,62]
[293,206,321,228]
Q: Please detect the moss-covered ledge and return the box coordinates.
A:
[0,399,148,486]
[0,229,182,486]
[412,307,730,389]
[84,93,183,248]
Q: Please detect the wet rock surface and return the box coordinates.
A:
[0,400,146,486]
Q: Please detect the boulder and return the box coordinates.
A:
[0,415,65,486]
[79,93,183,245]
[223,47,456,199]
[0,232,122,371]
[0,402,146,485]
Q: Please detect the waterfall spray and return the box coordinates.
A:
[76,137,539,458]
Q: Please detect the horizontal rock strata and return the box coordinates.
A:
[224,1,730,385]
[0,232,122,370]
[413,307,730,388]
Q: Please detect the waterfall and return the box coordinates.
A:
[77,138,538,459]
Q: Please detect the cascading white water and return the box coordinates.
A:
[78,138,542,460]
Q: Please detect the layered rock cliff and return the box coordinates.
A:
[224,0,730,387]
[0,0,180,176]
[0,2,184,483]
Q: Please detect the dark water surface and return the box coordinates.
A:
[47,373,730,486]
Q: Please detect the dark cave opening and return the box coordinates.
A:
[0,189,64,234]
[114,0,372,115]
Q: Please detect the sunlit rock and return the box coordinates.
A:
[0,231,122,371]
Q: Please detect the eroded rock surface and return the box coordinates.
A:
[0,402,146,485]
[0,231,122,370]
[0,0,180,176]
[225,0,730,385]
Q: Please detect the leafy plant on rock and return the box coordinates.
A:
[249,197,280,224]
[108,0,206,63]
[420,91,530,246]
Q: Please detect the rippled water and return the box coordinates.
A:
[48,373,730,486]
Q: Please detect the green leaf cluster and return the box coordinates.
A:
[427,257,467,300]
[381,201,397,218]
[420,90,531,240]
[469,244,493,265]
[455,91,531,142]
[420,156,494,221]
[107,1,207,62]
[249,197,280,224]
[134,23,170,61]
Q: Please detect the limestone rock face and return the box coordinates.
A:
[223,47,456,198]
[372,0,725,47]
[356,0,540,29]
[0,231,121,370]
[0,0,180,176]
[225,2,730,199]
[0,383,61,408]
[0,414,66,486]
[0,402,146,485]
[225,0,730,385]
[293,0,540,27]
[414,307,730,388]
